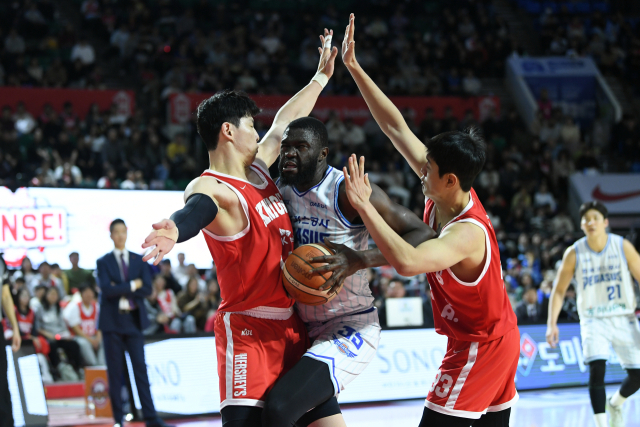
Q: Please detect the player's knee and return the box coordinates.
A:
[261,394,294,427]
[589,360,606,388]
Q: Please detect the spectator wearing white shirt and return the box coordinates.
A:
[71,38,96,66]
[4,29,25,55]
[29,262,66,298]
[63,285,105,366]
[172,253,189,287]
[533,182,557,212]
[342,119,366,150]
[325,111,346,144]
[462,70,482,95]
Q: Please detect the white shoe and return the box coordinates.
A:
[606,396,624,427]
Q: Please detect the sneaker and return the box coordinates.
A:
[606,396,624,427]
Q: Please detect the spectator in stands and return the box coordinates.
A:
[534,182,557,213]
[177,278,207,331]
[186,264,206,291]
[65,252,95,292]
[172,253,189,287]
[378,279,407,328]
[120,170,136,189]
[4,29,26,55]
[342,119,366,151]
[50,264,69,296]
[562,285,579,321]
[203,278,220,332]
[37,287,82,381]
[152,275,195,334]
[13,102,36,135]
[462,69,482,95]
[13,257,36,286]
[63,285,104,366]
[537,89,553,120]
[30,262,65,298]
[515,286,543,324]
[70,37,96,69]
[159,260,182,295]
[30,285,46,313]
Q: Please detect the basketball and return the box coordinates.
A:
[282,243,335,306]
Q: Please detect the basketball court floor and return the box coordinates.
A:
[47,385,640,427]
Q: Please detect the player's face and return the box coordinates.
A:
[580,209,608,237]
[278,128,320,187]
[110,223,127,248]
[419,156,446,198]
[235,116,260,161]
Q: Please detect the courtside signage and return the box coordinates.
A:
[570,174,640,215]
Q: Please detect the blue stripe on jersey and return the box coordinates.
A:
[333,175,366,229]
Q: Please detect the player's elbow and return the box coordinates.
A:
[395,260,419,277]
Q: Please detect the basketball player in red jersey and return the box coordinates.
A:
[340,15,519,427]
[141,31,341,427]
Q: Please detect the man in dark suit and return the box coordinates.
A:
[97,219,170,427]
[515,286,543,325]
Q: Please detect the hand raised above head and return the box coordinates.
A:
[341,13,357,67]
[342,154,372,212]
[317,28,339,79]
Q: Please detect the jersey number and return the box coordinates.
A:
[337,326,364,350]
[429,370,454,398]
[607,285,621,300]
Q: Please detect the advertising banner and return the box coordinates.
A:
[0,187,210,270]
[0,87,135,119]
[168,93,500,126]
[569,173,640,215]
[130,323,628,415]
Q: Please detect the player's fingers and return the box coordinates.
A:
[323,238,338,250]
[318,47,322,54]
[151,220,165,230]
[342,166,350,185]
[320,35,324,46]
[359,156,365,176]
[364,173,370,187]
[329,46,338,60]
[309,255,334,264]
[153,250,165,266]
[143,247,159,263]
[349,13,355,41]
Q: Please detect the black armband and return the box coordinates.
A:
[170,193,218,243]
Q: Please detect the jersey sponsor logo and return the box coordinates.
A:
[295,228,330,245]
[310,201,327,209]
[440,304,459,323]
[518,333,538,376]
[233,353,248,397]
[584,303,627,317]
[255,193,288,227]
[279,228,293,246]
[241,329,252,336]
[582,271,622,289]
[291,216,330,228]
[331,334,357,358]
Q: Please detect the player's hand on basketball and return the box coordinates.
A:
[142,219,177,265]
[317,28,338,79]
[545,324,559,348]
[341,13,357,68]
[343,154,372,212]
[311,239,366,295]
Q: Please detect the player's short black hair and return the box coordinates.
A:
[579,201,608,219]
[196,90,261,151]
[425,127,486,192]
[110,218,126,232]
[285,117,329,148]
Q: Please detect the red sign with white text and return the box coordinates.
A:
[168,93,500,125]
[0,208,68,249]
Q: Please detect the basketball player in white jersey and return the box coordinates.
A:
[547,201,640,427]
[259,116,435,426]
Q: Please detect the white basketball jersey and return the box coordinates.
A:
[278,166,374,323]
[573,234,636,318]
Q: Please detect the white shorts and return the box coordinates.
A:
[581,315,640,369]
[303,307,381,395]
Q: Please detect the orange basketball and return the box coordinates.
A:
[282,243,335,306]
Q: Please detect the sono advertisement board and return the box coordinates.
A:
[129,324,627,416]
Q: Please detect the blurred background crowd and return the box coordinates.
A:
[0,0,639,382]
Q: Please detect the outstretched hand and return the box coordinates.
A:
[317,28,339,79]
[142,219,177,265]
[343,154,372,212]
[341,13,357,67]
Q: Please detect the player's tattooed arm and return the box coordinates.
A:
[256,29,338,169]
[545,246,576,348]
[622,239,640,284]
[341,13,426,177]
[311,179,436,293]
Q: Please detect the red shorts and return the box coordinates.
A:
[214,307,309,410]
[426,327,520,419]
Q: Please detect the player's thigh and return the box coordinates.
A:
[418,407,474,427]
[474,408,511,427]
[580,318,613,363]
[305,313,381,393]
[220,405,262,427]
[610,315,640,369]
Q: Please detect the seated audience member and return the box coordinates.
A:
[159,260,182,294]
[50,263,70,296]
[65,252,96,291]
[154,275,196,334]
[177,277,208,330]
[515,286,543,324]
[30,262,66,298]
[186,264,206,291]
[172,253,189,287]
[203,278,220,332]
[30,284,47,313]
[378,279,407,328]
[3,288,53,382]
[143,285,164,336]
[36,287,82,380]
[63,285,105,366]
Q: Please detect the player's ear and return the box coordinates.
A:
[220,122,233,141]
[446,173,458,189]
[319,147,329,161]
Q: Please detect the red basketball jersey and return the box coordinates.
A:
[79,301,98,336]
[423,188,516,342]
[201,163,295,313]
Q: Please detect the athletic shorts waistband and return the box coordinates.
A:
[229,305,294,320]
[319,306,376,325]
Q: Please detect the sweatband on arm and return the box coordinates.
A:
[169,193,219,243]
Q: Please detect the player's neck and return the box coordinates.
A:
[208,149,252,181]
[586,232,608,252]
[433,190,471,227]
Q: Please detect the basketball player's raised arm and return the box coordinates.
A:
[622,239,640,284]
[342,155,481,277]
[341,14,426,177]
[545,247,576,348]
[256,29,338,169]
[311,183,437,290]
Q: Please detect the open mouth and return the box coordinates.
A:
[281,161,298,172]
